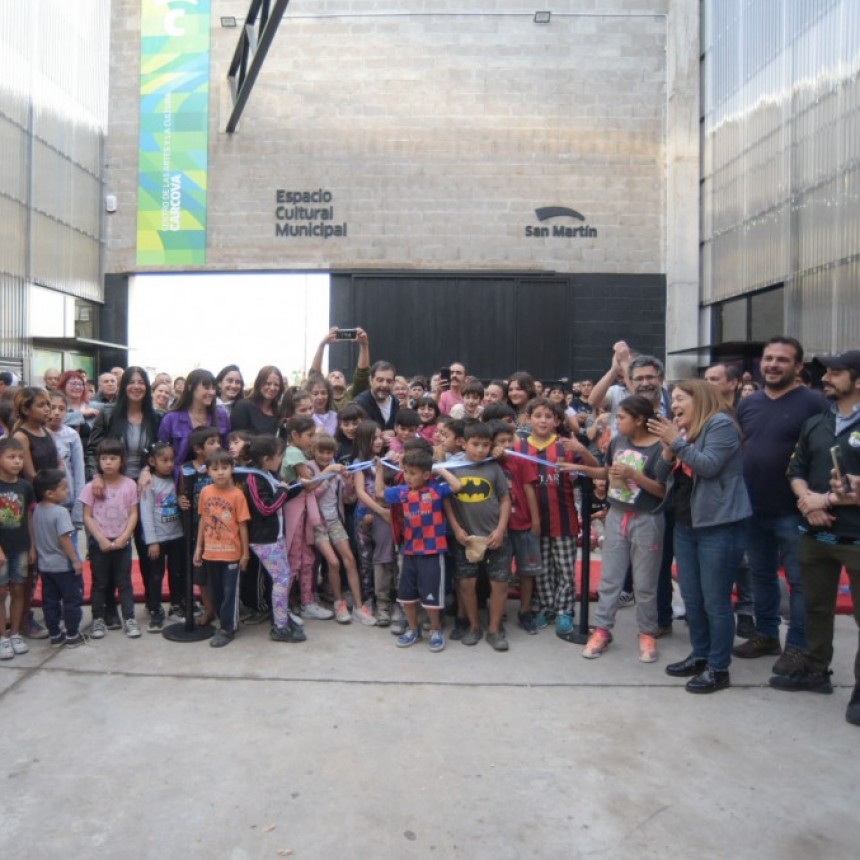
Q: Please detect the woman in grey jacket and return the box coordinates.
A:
[649,379,752,694]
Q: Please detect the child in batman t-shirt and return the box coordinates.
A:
[443,422,511,651]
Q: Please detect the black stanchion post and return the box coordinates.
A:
[568,475,593,644]
[162,467,214,642]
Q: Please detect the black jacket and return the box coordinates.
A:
[353,390,398,432]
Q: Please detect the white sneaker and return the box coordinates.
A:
[0,637,13,660]
[125,618,142,638]
[90,619,107,639]
[352,604,378,627]
[10,634,29,655]
[301,602,334,620]
[334,600,352,624]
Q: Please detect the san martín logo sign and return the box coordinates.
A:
[524,206,597,238]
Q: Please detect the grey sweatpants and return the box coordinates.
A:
[594,506,665,635]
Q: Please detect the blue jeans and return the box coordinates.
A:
[674,521,744,670]
[40,568,84,638]
[745,514,805,648]
[205,560,240,634]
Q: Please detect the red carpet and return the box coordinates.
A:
[32,559,854,615]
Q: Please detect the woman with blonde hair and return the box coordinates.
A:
[649,378,751,694]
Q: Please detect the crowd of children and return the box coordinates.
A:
[0,360,643,659]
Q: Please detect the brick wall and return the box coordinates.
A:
[105,0,670,276]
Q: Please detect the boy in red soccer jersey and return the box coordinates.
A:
[519,398,598,640]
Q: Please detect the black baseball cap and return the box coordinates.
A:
[813,350,860,373]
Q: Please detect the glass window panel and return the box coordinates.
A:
[719,297,748,341]
[750,287,784,341]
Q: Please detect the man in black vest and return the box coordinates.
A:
[353,361,399,433]
[778,350,860,727]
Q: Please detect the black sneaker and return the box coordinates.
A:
[270,623,306,643]
[209,630,235,648]
[147,610,165,633]
[50,632,66,648]
[733,633,781,658]
[105,612,122,631]
[769,668,833,694]
[846,684,860,726]
[64,632,88,649]
[449,617,469,641]
[517,610,538,635]
[771,645,806,676]
[735,613,756,639]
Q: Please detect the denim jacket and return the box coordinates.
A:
[655,412,751,528]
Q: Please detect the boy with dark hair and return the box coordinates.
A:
[32,469,85,648]
[481,402,517,428]
[433,416,465,464]
[444,422,512,651]
[0,437,36,658]
[376,447,461,650]
[488,421,542,634]
[519,397,598,639]
[194,450,250,647]
[388,408,421,456]
[450,380,485,421]
[179,426,222,626]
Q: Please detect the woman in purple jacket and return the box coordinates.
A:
[158,368,230,473]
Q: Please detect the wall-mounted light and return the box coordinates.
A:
[534,11,551,24]
[220,16,238,28]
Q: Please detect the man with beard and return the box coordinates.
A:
[588,343,671,432]
[353,361,399,432]
[734,338,828,674]
[571,379,594,416]
[778,350,860,725]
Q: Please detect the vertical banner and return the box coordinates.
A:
[136,0,210,266]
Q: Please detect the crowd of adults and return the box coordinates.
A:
[1,327,858,725]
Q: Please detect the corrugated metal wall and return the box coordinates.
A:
[701,0,860,353]
[0,0,109,365]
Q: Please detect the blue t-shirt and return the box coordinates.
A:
[736,386,828,516]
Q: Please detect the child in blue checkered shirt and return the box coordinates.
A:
[375,447,461,652]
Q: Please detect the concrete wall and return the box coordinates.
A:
[105,0,673,276]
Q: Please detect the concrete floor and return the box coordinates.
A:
[1,601,858,860]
